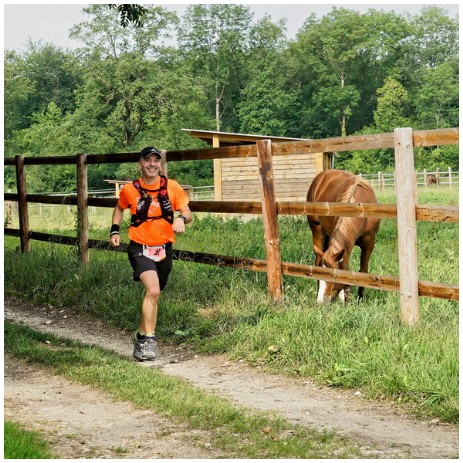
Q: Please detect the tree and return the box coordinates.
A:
[373,77,410,132]
[396,6,458,93]
[179,4,252,131]
[408,6,459,69]
[293,9,371,136]
[414,62,459,129]
[413,60,459,171]
[108,4,148,28]
[237,15,294,135]
[4,51,35,140]
[70,4,178,59]
[68,5,197,150]
[4,4,458,186]
[287,8,410,138]
[335,76,410,173]
[10,102,80,192]
[3,42,79,142]
[337,76,411,173]
[69,55,155,148]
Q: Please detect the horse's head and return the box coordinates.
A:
[314,245,349,303]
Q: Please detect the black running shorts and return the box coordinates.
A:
[128,241,173,290]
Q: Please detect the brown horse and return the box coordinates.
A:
[307,169,380,303]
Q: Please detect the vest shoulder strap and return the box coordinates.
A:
[131,176,173,226]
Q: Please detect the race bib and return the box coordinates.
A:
[142,245,166,262]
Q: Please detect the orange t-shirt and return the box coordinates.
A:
[118,177,189,246]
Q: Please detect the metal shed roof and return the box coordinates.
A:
[181,129,305,146]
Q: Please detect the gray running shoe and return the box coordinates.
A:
[132,332,157,361]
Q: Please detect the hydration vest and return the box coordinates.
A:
[131,175,174,227]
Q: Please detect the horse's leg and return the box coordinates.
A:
[339,286,350,303]
[309,219,325,299]
[323,234,330,252]
[357,237,376,301]
[309,219,324,267]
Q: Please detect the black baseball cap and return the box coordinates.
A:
[140,146,162,159]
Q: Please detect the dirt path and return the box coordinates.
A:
[4,296,458,459]
[4,355,221,459]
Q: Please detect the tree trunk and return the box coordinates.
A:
[215,95,220,131]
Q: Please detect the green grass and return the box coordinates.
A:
[4,321,362,459]
[4,188,459,424]
[5,202,113,231]
[4,420,55,459]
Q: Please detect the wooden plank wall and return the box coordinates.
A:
[220,153,324,201]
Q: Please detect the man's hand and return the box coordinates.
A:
[110,233,120,248]
[172,217,186,234]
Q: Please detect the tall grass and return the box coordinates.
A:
[4,421,55,459]
[4,188,458,423]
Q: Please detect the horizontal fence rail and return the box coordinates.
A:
[360,168,459,190]
[4,193,459,223]
[3,128,459,166]
[4,228,458,302]
[4,127,459,325]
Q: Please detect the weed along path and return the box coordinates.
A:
[4,296,458,459]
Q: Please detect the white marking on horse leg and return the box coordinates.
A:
[338,289,346,303]
[317,280,327,303]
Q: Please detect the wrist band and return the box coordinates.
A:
[110,224,120,236]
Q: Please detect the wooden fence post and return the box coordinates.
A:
[15,155,30,253]
[77,154,89,265]
[257,139,283,303]
[394,128,419,324]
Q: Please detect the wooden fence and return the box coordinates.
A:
[360,168,459,190]
[4,127,459,325]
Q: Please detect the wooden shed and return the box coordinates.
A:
[182,129,333,202]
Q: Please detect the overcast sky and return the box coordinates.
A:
[3,2,459,53]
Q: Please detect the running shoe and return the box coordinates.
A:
[132,332,157,361]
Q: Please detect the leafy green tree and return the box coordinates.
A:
[291,9,370,136]
[3,42,80,152]
[4,51,35,140]
[108,4,148,27]
[335,77,410,173]
[19,42,79,116]
[414,62,459,129]
[412,60,459,171]
[415,145,459,171]
[4,4,459,188]
[10,102,79,192]
[11,102,79,155]
[70,51,212,152]
[70,4,178,58]
[373,77,411,132]
[179,4,252,131]
[396,6,458,95]
[408,6,458,69]
[287,8,410,138]
[237,15,295,136]
[238,67,293,136]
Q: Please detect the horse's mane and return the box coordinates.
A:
[330,220,359,264]
[330,178,373,264]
